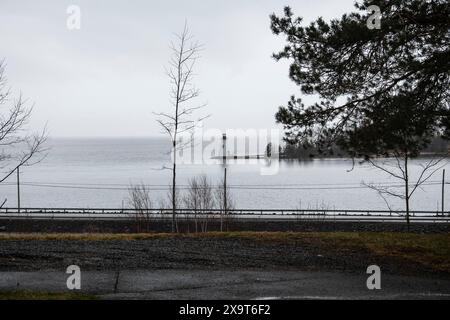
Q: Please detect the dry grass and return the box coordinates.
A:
[223,232,450,273]
[0,291,97,300]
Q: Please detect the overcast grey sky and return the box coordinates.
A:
[0,0,356,137]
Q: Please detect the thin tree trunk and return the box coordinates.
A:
[172,49,181,234]
[404,154,410,230]
[172,140,177,233]
[221,167,227,232]
[156,25,204,234]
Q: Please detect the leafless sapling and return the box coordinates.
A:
[155,24,207,233]
[363,152,447,229]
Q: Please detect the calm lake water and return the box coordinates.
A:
[0,138,448,211]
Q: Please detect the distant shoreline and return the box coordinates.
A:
[279,152,450,161]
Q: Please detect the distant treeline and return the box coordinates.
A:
[275,137,450,159]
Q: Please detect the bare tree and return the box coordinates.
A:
[215,177,235,232]
[127,183,153,233]
[0,60,47,207]
[363,153,447,229]
[155,23,206,233]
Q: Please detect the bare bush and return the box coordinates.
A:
[183,175,214,232]
[127,183,153,233]
[183,176,200,232]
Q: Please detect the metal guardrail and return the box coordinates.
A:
[0,207,449,223]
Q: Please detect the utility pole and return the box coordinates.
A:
[17,166,20,214]
[222,133,227,232]
[442,169,445,216]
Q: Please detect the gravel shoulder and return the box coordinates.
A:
[0,232,449,279]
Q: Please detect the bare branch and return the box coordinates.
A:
[0,60,48,183]
[409,157,447,197]
[363,181,406,200]
[367,158,405,181]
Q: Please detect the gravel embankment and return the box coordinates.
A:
[0,235,448,279]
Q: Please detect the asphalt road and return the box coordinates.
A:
[1,269,449,300]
